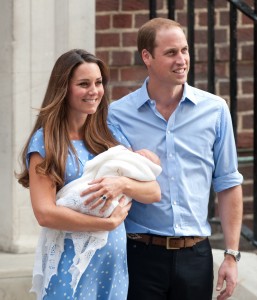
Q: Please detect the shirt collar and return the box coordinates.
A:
[136,78,151,109]
[136,79,198,109]
[181,82,198,105]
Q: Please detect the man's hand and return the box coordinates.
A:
[216,256,238,299]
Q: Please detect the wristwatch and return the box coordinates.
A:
[224,249,241,262]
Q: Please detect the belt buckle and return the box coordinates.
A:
[166,236,180,250]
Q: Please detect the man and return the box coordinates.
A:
[108,18,243,300]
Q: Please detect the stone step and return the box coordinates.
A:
[0,252,35,300]
[0,249,256,300]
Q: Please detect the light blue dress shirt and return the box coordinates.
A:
[108,79,243,237]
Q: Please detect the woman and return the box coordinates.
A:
[16,49,161,300]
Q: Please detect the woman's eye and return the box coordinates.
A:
[79,82,88,87]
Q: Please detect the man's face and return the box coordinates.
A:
[143,26,190,87]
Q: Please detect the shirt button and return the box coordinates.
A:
[175,224,179,228]
[167,130,171,134]
[173,201,177,205]
[169,153,173,157]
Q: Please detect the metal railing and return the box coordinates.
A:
[149,0,257,245]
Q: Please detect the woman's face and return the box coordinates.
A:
[67,62,104,118]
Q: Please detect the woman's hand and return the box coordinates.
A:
[81,176,128,212]
[106,196,132,230]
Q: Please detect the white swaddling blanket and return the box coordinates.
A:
[31,145,162,299]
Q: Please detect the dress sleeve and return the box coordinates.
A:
[26,128,46,169]
[108,123,131,148]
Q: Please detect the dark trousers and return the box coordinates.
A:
[127,237,213,300]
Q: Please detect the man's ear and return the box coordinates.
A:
[141,49,152,66]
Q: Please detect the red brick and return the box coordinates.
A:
[215,62,228,77]
[122,0,149,11]
[242,13,255,25]
[113,14,132,28]
[238,61,253,77]
[243,200,254,214]
[95,50,109,65]
[219,81,230,95]
[96,0,119,11]
[220,11,230,26]
[175,0,185,10]
[194,63,208,79]
[242,80,254,94]
[109,68,119,82]
[242,182,253,197]
[239,164,253,181]
[242,114,253,130]
[135,14,149,28]
[176,12,187,27]
[195,81,207,91]
[215,28,227,43]
[237,28,254,42]
[237,131,253,148]
[238,96,253,112]
[195,29,207,44]
[217,46,229,61]
[96,15,111,30]
[120,66,147,81]
[112,51,132,66]
[215,0,229,9]
[111,85,141,100]
[96,33,120,47]
[195,0,207,9]
[197,47,208,62]
[241,44,254,60]
[198,12,208,26]
[123,32,138,47]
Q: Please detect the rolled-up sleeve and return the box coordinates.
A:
[212,103,243,192]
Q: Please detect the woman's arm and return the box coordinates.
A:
[29,153,130,232]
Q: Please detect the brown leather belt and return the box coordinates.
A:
[127,234,206,249]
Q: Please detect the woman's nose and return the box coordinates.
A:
[88,85,97,95]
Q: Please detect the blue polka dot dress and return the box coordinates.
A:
[27,126,131,300]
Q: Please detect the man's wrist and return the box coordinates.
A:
[224,249,241,262]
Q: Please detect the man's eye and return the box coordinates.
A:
[167,51,175,56]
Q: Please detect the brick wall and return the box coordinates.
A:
[95,0,255,230]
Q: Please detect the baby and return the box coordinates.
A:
[32,145,162,295]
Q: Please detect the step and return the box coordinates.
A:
[0,249,256,300]
[0,252,35,300]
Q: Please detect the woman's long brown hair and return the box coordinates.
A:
[16,49,119,190]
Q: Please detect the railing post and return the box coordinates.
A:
[207,0,215,94]
[229,3,238,143]
[149,0,157,19]
[253,0,257,245]
[207,0,216,220]
[187,0,195,86]
[167,0,175,20]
